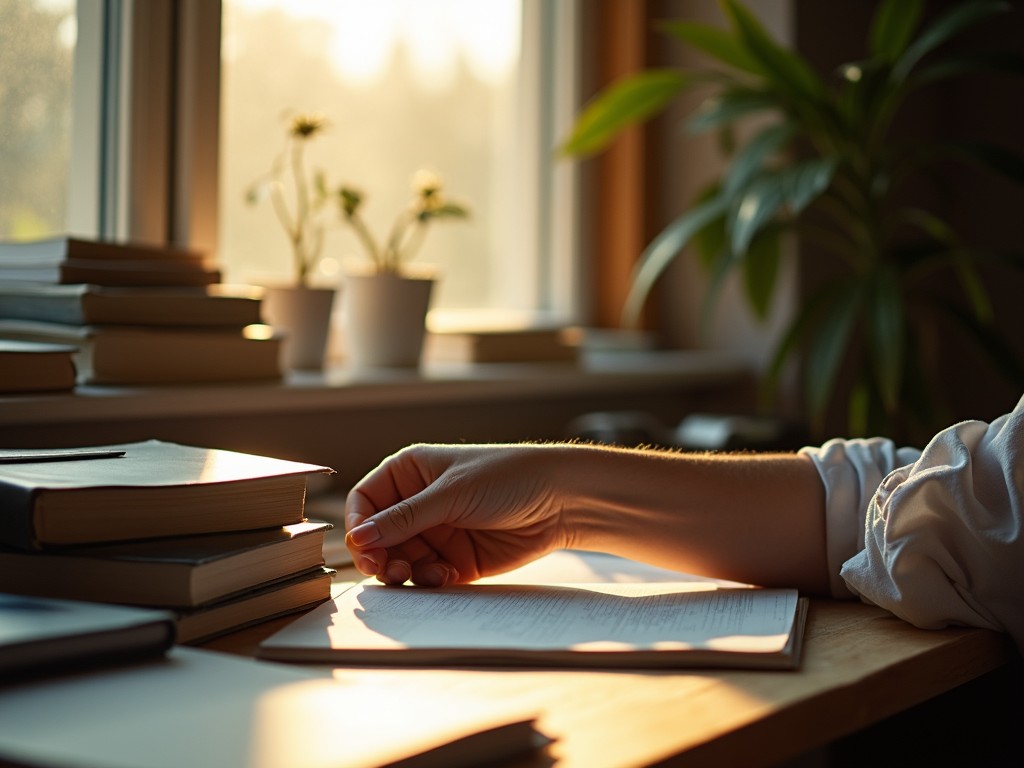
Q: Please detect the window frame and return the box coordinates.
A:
[106,0,586,325]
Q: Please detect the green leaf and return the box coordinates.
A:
[560,70,690,157]
[729,175,786,256]
[719,0,824,103]
[721,122,795,199]
[869,0,923,62]
[912,51,1024,88]
[900,208,994,321]
[805,280,865,428]
[658,20,762,75]
[692,185,728,270]
[687,89,781,135]
[621,195,729,326]
[779,157,837,213]
[742,227,782,320]
[762,285,835,409]
[867,265,905,412]
[893,1,1010,83]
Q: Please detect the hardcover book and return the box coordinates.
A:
[0,319,282,384]
[0,521,332,607]
[0,283,264,327]
[173,566,335,644]
[0,593,174,678]
[0,237,221,287]
[0,440,333,550]
[0,339,77,394]
[0,236,207,264]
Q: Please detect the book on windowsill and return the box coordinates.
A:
[0,318,282,384]
[0,339,77,394]
[424,311,581,364]
[0,236,207,264]
[0,283,265,327]
[0,592,175,680]
[259,550,809,670]
[0,440,333,550]
[0,236,221,286]
[0,521,332,607]
[0,646,548,768]
[173,566,335,644]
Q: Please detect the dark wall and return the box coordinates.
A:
[794,0,1024,437]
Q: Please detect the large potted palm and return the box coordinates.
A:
[563,0,1024,441]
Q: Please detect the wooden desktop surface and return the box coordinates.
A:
[202,577,1015,768]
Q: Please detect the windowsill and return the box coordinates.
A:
[0,349,752,426]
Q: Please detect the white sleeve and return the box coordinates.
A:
[804,395,1024,653]
[799,438,921,598]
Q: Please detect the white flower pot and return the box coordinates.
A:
[261,286,337,370]
[342,272,435,368]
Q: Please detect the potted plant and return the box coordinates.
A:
[562,0,1024,441]
[336,170,470,368]
[246,112,337,370]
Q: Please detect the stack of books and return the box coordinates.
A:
[0,340,77,394]
[0,236,282,385]
[0,439,336,644]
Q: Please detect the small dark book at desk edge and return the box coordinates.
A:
[0,593,174,679]
[0,440,333,550]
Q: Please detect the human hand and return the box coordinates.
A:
[345,444,570,586]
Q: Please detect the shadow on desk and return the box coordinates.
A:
[784,658,1023,768]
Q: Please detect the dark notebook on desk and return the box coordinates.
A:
[0,593,174,678]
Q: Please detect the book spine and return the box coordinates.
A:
[0,484,39,550]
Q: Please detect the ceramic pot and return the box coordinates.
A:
[342,272,435,368]
[261,285,337,370]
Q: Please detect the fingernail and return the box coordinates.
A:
[347,521,380,547]
[355,553,379,575]
[420,564,449,587]
[383,561,410,584]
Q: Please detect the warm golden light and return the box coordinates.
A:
[230,0,520,88]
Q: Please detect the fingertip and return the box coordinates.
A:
[346,521,381,548]
[380,560,411,585]
[413,563,460,588]
[353,549,382,576]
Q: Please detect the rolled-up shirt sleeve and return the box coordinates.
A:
[802,395,1024,652]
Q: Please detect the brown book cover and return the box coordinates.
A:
[0,236,207,264]
[0,318,282,384]
[173,566,336,644]
[0,340,77,394]
[0,237,220,286]
[0,521,332,607]
[0,440,333,550]
[0,283,264,327]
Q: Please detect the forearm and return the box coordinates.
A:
[551,444,830,594]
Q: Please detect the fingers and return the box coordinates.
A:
[347,493,453,553]
[350,545,459,587]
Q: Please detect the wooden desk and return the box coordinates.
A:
[202,576,1015,768]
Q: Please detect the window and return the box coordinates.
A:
[218,0,581,322]
[1,0,582,325]
[0,0,78,239]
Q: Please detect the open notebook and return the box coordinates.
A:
[259,550,809,670]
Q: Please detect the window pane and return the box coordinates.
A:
[0,0,76,239]
[219,0,546,315]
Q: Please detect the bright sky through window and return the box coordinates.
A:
[228,0,520,88]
